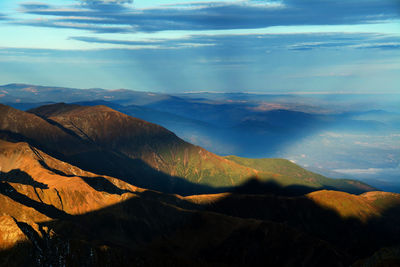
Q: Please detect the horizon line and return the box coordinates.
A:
[1,83,400,95]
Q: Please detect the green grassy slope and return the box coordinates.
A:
[224,156,374,194]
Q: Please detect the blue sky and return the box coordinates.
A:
[0,0,399,93]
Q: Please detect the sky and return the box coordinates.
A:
[0,0,399,93]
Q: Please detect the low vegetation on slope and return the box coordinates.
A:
[27,103,372,194]
[29,103,257,188]
[0,139,350,266]
[0,140,399,265]
[225,156,374,194]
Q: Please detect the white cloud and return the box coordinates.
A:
[81,0,133,4]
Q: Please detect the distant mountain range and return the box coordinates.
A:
[1,83,399,193]
[2,83,398,149]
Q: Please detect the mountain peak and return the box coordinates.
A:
[28,103,83,117]
[30,103,142,122]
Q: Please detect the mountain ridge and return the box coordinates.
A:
[27,102,373,194]
[0,102,374,195]
[0,103,399,266]
[0,138,353,266]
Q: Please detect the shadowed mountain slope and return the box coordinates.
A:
[0,104,89,156]
[185,189,400,262]
[0,139,349,266]
[0,114,399,265]
[29,103,257,188]
[0,102,373,195]
[0,142,399,266]
[0,103,217,194]
[27,103,372,194]
[225,156,374,194]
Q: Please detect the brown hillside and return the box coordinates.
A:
[29,103,257,187]
[0,104,87,156]
[0,139,348,266]
[0,140,139,219]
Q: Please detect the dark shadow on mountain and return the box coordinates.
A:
[79,176,133,196]
[196,193,400,264]
[12,219,66,267]
[8,96,400,162]
[0,170,48,189]
[40,149,354,197]
[2,183,400,266]
[34,158,133,196]
[67,150,220,196]
[0,130,42,147]
[32,146,199,197]
[0,130,76,163]
[35,155,137,196]
[142,99,329,155]
[231,177,322,196]
[35,115,95,144]
[37,159,75,178]
[5,102,55,111]
[230,177,371,196]
[38,192,352,266]
[13,219,44,253]
[1,102,377,198]
[73,100,123,110]
[0,181,69,219]
[140,98,394,158]
[71,100,327,158]
[0,131,218,196]
[0,131,370,197]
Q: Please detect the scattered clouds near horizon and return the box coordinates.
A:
[68,33,400,51]
[334,167,400,177]
[69,35,217,49]
[14,0,400,33]
[81,0,133,4]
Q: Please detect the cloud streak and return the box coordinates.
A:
[82,0,133,3]
[69,32,400,52]
[355,43,400,50]
[14,0,400,33]
[69,36,216,48]
[288,39,400,51]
